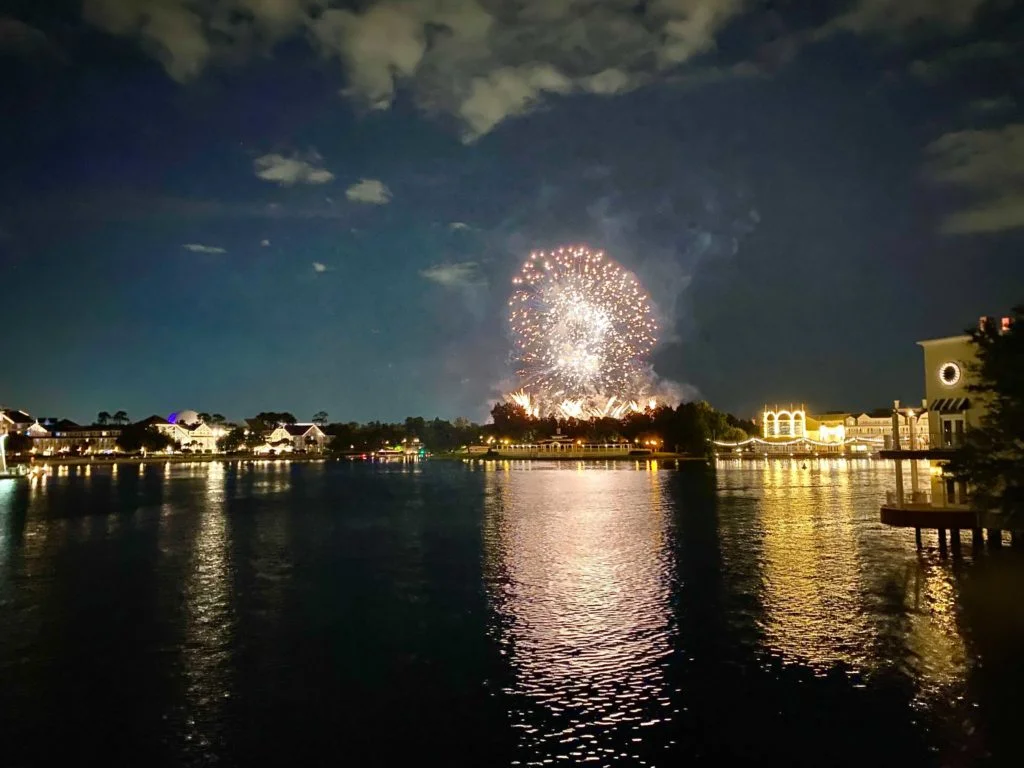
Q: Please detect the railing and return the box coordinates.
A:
[885,486,970,509]
[928,431,966,449]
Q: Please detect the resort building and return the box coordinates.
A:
[266,423,328,453]
[145,412,228,452]
[844,409,929,450]
[917,323,997,449]
[714,405,880,456]
[30,421,122,455]
[1,409,34,431]
[880,316,1013,542]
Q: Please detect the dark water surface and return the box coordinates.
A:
[1,459,1023,766]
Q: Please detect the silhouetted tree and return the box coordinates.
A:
[97,411,111,426]
[116,424,174,453]
[112,410,129,425]
[490,402,533,441]
[254,411,296,426]
[217,427,246,453]
[312,411,329,427]
[209,413,227,425]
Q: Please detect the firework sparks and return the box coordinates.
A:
[507,245,659,417]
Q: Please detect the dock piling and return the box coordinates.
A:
[938,529,948,556]
[914,527,922,550]
[950,529,961,555]
[987,529,1002,548]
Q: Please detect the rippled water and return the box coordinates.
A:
[1,459,1022,766]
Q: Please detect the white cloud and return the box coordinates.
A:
[819,0,987,37]
[459,64,573,142]
[182,243,226,253]
[310,5,428,110]
[312,261,328,273]
[84,0,211,82]
[449,221,471,231]
[80,0,997,140]
[254,152,334,185]
[260,238,271,246]
[926,123,1024,234]
[420,261,484,287]
[581,68,636,95]
[345,178,391,205]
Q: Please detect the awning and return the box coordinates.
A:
[928,397,969,413]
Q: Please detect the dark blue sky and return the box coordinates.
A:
[2,0,1023,423]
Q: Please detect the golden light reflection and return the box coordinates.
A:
[483,465,674,763]
[716,459,970,706]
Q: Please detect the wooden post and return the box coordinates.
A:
[950,529,961,555]
[914,527,922,550]
[1012,531,1023,549]
[891,401,904,506]
[972,528,983,549]
[908,412,919,497]
[987,529,1002,548]
[938,528,948,556]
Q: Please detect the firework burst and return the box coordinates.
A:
[507,245,659,418]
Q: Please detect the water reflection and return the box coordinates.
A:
[178,461,236,756]
[483,463,675,764]
[715,459,977,753]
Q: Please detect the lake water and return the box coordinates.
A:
[1,459,1022,766]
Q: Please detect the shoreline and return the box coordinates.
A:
[433,452,708,462]
[9,454,329,467]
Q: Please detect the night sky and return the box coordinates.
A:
[3,0,1023,424]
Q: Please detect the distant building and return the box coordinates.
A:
[917,323,995,449]
[713,405,882,456]
[148,413,228,452]
[30,421,122,455]
[844,409,928,450]
[267,423,327,453]
[1,409,34,432]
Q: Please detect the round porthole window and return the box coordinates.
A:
[938,361,962,387]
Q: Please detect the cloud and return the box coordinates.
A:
[260,238,271,246]
[312,261,328,273]
[818,0,988,37]
[459,64,573,141]
[420,261,484,288]
[926,124,1024,234]
[449,221,471,231]
[0,16,62,59]
[909,40,1014,80]
[79,0,997,141]
[83,0,211,82]
[968,96,1016,115]
[182,243,226,253]
[254,152,334,185]
[310,5,428,109]
[581,68,637,95]
[345,178,391,205]
[80,0,748,138]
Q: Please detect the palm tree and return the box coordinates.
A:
[197,412,212,423]
[113,410,128,425]
[97,411,111,426]
[210,413,226,425]
[312,411,329,427]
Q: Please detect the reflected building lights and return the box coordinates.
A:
[179,458,235,754]
[716,459,971,714]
